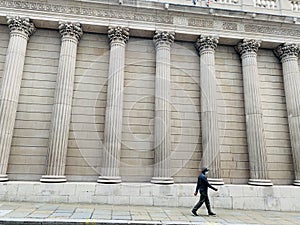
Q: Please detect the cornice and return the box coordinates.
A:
[244,24,300,37]
[0,0,300,45]
[0,0,296,26]
[0,0,172,24]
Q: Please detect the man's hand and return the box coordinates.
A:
[194,192,198,196]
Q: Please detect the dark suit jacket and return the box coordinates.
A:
[195,173,215,195]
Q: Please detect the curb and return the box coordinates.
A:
[0,218,207,225]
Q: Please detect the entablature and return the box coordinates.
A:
[0,0,299,48]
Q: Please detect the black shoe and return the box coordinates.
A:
[192,210,198,216]
[208,212,216,216]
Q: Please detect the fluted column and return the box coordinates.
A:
[274,43,300,186]
[151,31,175,184]
[195,35,224,185]
[236,39,272,186]
[40,22,82,183]
[97,26,129,183]
[0,16,35,182]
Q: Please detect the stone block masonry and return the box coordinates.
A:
[0,28,295,185]
[0,182,299,212]
[0,0,299,212]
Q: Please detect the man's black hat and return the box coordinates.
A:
[201,167,209,173]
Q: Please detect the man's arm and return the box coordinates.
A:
[194,176,201,196]
[203,176,218,191]
[209,185,218,191]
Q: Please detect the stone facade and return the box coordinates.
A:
[0,182,300,211]
[0,0,299,210]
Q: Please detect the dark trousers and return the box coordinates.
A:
[192,192,212,213]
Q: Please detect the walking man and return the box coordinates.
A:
[192,168,218,216]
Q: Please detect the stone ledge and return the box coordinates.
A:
[0,182,299,211]
[0,0,300,45]
[0,218,162,225]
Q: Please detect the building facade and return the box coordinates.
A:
[0,0,299,211]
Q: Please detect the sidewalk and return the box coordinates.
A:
[0,201,299,225]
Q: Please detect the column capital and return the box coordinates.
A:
[274,43,300,60]
[235,39,261,56]
[108,26,129,45]
[7,16,35,38]
[153,31,175,48]
[59,22,83,41]
[195,35,218,54]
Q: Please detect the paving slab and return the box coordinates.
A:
[0,201,299,224]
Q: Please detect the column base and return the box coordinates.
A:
[0,175,8,182]
[151,177,174,185]
[97,176,122,184]
[248,179,273,186]
[40,175,67,183]
[208,178,224,185]
[293,180,300,186]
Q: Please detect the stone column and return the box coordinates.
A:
[151,31,175,185]
[40,22,82,183]
[195,35,224,185]
[0,16,35,182]
[236,39,272,186]
[97,26,129,183]
[274,43,300,186]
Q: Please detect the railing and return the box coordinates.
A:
[217,0,239,4]
[145,0,300,14]
[290,1,300,11]
[254,0,278,9]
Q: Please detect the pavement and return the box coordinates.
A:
[0,201,299,225]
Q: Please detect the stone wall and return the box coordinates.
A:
[1,27,295,184]
[258,49,294,185]
[0,182,299,211]
[66,33,109,181]
[0,0,299,214]
[121,37,155,182]
[0,25,9,82]
[170,41,201,183]
[215,46,249,184]
[8,29,60,181]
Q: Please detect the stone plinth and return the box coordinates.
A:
[0,182,299,211]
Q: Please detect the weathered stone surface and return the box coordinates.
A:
[0,182,299,211]
[0,16,35,181]
[275,43,300,186]
[195,35,223,185]
[0,0,298,212]
[97,26,129,184]
[151,31,175,185]
[40,22,82,183]
[236,39,272,186]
